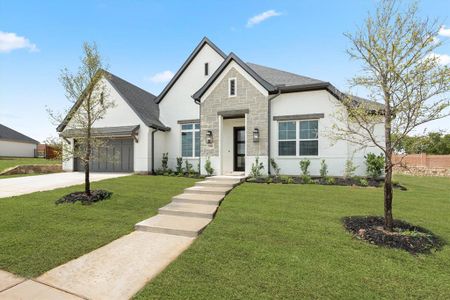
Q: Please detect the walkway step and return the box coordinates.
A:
[159,202,218,219]
[208,175,245,182]
[184,186,232,195]
[172,193,224,205]
[135,215,212,237]
[196,180,238,188]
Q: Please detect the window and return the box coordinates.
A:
[181,123,200,157]
[278,121,296,156]
[299,120,318,156]
[204,63,209,76]
[229,78,236,97]
[278,120,319,156]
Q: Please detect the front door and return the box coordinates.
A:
[234,127,245,171]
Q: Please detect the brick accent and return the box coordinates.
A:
[200,67,268,157]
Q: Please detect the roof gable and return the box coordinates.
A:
[0,124,38,144]
[155,37,227,104]
[192,53,277,102]
[57,71,169,132]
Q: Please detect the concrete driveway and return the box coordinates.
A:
[0,172,131,198]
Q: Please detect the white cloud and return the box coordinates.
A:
[0,31,38,53]
[427,53,450,65]
[146,70,174,83]
[246,10,282,28]
[438,26,450,37]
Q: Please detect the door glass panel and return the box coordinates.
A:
[236,156,245,170]
[237,143,245,155]
[237,129,245,142]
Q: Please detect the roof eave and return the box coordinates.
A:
[156,37,227,104]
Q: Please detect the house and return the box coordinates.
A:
[58,37,383,176]
[0,123,39,157]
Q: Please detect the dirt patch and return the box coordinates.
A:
[0,164,61,176]
[343,216,444,254]
[55,190,112,205]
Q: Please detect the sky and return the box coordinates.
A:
[1,0,449,142]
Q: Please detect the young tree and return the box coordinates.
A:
[334,0,450,230]
[49,42,114,195]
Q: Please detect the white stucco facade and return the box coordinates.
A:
[59,37,384,177]
[0,140,37,157]
[62,79,151,173]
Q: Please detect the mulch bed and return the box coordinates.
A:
[55,190,113,205]
[343,216,444,254]
[246,176,407,190]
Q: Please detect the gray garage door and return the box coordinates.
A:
[74,139,134,172]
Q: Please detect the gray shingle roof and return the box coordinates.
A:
[0,124,39,144]
[246,63,325,87]
[105,71,168,131]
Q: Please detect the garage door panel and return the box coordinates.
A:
[74,138,134,172]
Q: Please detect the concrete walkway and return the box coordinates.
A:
[0,174,245,299]
[0,172,130,198]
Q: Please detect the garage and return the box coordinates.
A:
[62,125,139,173]
[74,138,134,172]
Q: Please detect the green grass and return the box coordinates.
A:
[0,156,60,173]
[135,175,450,299]
[0,175,197,277]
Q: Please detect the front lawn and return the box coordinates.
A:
[136,175,450,299]
[0,156,60,173]
[0,175,197,277]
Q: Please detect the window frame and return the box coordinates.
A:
[181,123,200,158]
[228,77,237,97]
[277,119,319,157]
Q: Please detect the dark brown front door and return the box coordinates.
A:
[234,127,245,171]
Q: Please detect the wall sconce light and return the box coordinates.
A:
[206,130,213,144]
[253,128,260,142]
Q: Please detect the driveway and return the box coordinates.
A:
[0,172,131,198]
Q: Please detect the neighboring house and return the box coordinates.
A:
[58,37,383,176]
[0,124,39,157]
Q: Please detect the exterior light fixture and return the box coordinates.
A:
[206,130,213,144]
[253,128,260,142]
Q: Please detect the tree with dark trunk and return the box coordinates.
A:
[332,0,450,230]
[48,42,114,196]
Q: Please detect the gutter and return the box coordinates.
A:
[151,128,158,174]
[267,90,282,175]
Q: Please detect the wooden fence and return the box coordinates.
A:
[392,153,450,169]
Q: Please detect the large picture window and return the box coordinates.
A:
[181,123,200,157]
[278,120,319,156]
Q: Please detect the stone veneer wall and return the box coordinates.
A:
[200,67,268,158]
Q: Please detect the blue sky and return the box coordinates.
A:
[1,0,449,142]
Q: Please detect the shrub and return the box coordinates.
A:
[250,157,264,178]
[204,157,214,176]
[320,159,328,178]
[301,175,312,184]
[162,152,169,172]
[326,177,336,185]
[344,159,357,179]
[365,152,384,179]
[184,160,194,175]
[287,177,294,184]
[299,159,311,176]
[175,157,183,174]
[270,158,281,177]
[359,178,369,187]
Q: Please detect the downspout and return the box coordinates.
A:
[151,128,158,174]
[268,90,282,175]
